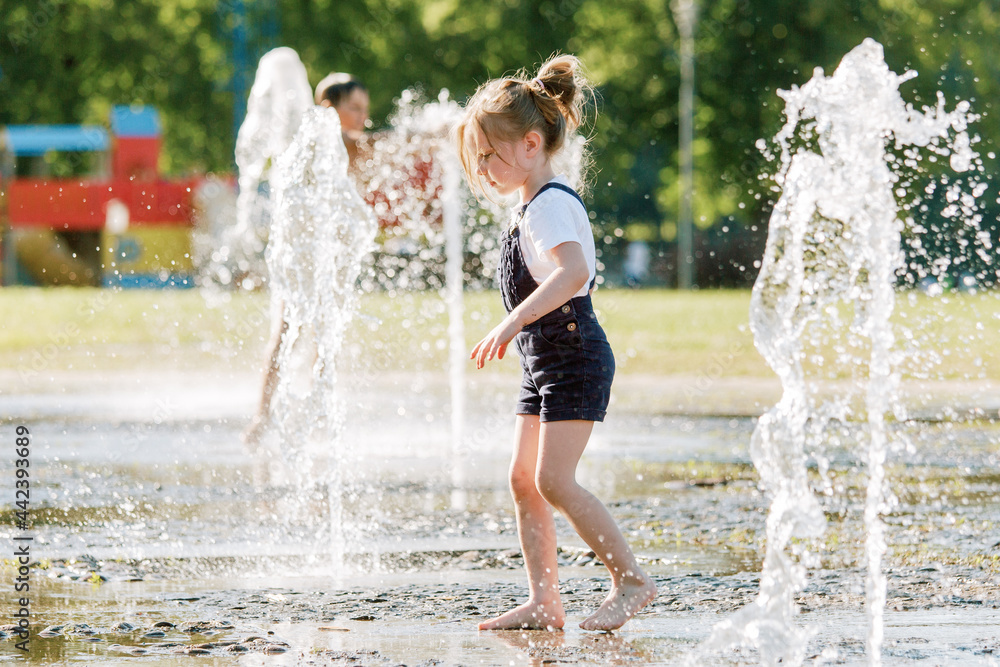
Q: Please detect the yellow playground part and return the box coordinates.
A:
[101,224,194,288]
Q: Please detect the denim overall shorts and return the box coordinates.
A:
[498,182,615,422]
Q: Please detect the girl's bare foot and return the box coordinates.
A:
[579,575,657,631]
[478,599,565,631]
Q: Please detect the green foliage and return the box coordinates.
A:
[2,0,232,173]
[1,0,997,260]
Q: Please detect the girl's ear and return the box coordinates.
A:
[523,129,545,158]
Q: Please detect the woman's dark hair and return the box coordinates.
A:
[314,73,367,107]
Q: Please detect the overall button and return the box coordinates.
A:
[561,304,571,314]
[566,322,577,332]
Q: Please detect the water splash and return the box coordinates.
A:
[697,39,981,666]
[354,88,588,295]
[357,90,494,293]
[266,105,377,569]
[194,47,313,291]
[257,87,485,560]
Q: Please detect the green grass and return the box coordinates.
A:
[0,286,998,382]
[592,290,761,376]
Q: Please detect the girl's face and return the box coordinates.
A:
[473,127,527,198]
[335,88,370,135]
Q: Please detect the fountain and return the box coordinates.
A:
[696,39,985,666]
[354,89,499,293]
[206,55,515,559]
[192,47,313,292]
[265,104,377,569]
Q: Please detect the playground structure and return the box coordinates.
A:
[0,98,455,292]
[0,105,198,287]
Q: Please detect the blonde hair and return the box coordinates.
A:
[455,54,593,200]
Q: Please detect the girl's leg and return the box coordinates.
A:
[243,301,289,445]
[535,420,657,631]
[479,415,566,631]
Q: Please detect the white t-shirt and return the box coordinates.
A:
[513,175,596,298]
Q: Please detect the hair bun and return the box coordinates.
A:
[534,54,588,133]
[454,53,594,201]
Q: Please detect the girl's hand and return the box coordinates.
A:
[471,242,589,370]
[470,314,522,369]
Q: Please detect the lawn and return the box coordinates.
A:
[1,286,997,383]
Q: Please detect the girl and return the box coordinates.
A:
[455,55,657,632]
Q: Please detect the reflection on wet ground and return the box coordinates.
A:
[2,400,999,664]
[4,573,1000,665]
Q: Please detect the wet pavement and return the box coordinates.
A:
[2,375,999,665]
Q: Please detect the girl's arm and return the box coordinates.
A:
[471,240,590,369]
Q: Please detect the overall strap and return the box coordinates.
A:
[515,181,595,291]
[517,181,586,219]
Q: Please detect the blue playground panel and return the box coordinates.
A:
[3,125,109,156]
[109,106,161,138]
